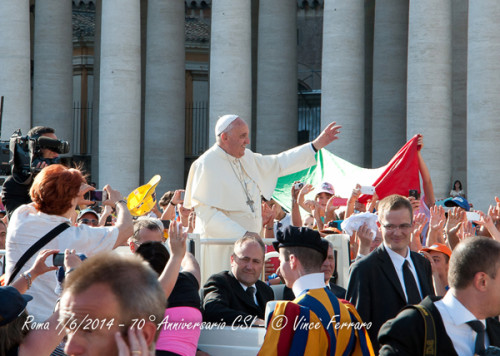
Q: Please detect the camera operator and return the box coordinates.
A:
[1,126,66,218]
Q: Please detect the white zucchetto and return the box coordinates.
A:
[215,114,239,136]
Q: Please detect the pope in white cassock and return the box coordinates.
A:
[184,114,341,282]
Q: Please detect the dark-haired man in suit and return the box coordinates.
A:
[203,235,274,326]
[346,194,435,352]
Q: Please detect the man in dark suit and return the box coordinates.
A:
[346,194,434,352]
[379,237,500,355]
[203,235,274,326]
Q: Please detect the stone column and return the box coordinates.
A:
[256,0,297,154]
[144,0,185,194]
[99,0,141,194]
[467,2,500,211]
[32,0,73,148]
[407,0,452,198]
[0,1,31,139]
[372,0,409,166]
[91,0,102,184]
[451,0,468,191]
[209,0,252,146]
[321,0,365,165]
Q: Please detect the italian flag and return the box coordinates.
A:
[272,135,421,212]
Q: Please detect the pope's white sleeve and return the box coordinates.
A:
[194,204,248,238]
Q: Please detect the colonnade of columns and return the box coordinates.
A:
[1,1,500,209]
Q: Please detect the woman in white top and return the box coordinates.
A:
[450,180,466,198]
[5,164,133,322]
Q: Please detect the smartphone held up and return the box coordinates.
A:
[84,190,108,202]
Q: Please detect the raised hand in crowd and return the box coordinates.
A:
[309,200,324,230]
[158,222,187,298]
[346,184,361,219]
[99,204,113,226]
[161,189,184,221]
[488,197,500,227]
[291,181,303,226]
[298,183,315,212]
[416,134,436,208]
[291,181,302,202]
[426,205,446,246]
[476,209,500,241]
[408,196,421,215]
[366,191,379,213]
[64,248,83,272]
[76,183,96,207]
[445,207,467,250]
[356,223,373,257]
[169,222,187,259]
[261,201,274,229]
[325,195,340,222]
[261,201,276,238]
[410,213,427,252]
[462,220,475,239]
[102,184,134,248]
[11,249,59,294]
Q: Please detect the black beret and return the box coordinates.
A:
[273,226,328,260]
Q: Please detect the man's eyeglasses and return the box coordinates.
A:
[382,223,412,231]
[78,218,98,226]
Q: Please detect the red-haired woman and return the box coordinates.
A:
[5,164,133,323]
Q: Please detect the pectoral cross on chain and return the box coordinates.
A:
[227,155,256,214]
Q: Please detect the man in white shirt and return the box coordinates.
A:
[184,114,342,282]
[379,236,500,356]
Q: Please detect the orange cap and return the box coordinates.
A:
[421,243,452,258]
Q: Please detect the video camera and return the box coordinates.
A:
[0,129,70,184]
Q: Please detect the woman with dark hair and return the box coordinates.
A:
[5,164,133,323]
[450,179,465,198]
[135,223,202,356]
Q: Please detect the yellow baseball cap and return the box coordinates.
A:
[127,175,161,216]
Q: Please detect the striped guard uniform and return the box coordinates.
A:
[259,287,374,356]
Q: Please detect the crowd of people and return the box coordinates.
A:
[0,121,499,356]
